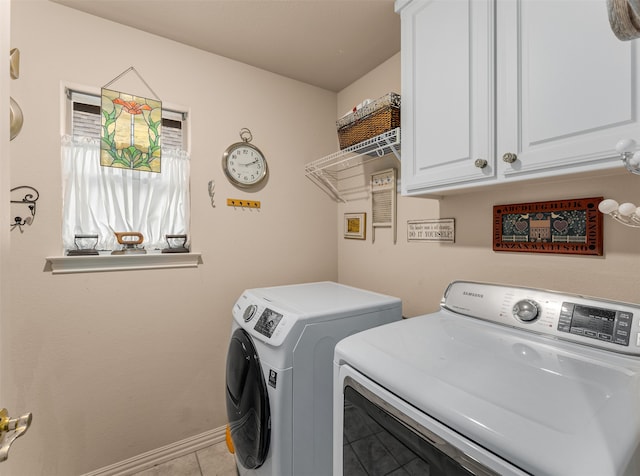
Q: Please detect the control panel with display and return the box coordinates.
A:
[253,308,284,338]
[558,302,633,346]
[442,281,640,355]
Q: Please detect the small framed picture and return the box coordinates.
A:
[344,212,366,240]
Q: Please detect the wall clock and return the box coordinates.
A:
[222,128,268,188]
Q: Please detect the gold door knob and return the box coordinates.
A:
[474,159,488,169]
[502,152,518,163]
[0,408,32,461]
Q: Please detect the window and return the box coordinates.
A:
[61,88,190,252]
[69,91,186,149]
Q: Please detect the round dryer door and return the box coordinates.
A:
[225,328,271,469]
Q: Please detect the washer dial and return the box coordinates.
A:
[243,304,258,322]
[513,300,540,322]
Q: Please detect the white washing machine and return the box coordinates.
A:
[225,281,402,476]
[334,281,640,476]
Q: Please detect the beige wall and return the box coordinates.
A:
[337,53,640,317]
[6,2,338,474]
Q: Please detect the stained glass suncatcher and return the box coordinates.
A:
[493,197,603,255]
[100,88,162,172]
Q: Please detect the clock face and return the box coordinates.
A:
[222,142,268,188]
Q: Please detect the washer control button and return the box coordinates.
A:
[513,300,540,322]
[243,304,258,322]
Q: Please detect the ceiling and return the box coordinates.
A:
[51,0,401,92]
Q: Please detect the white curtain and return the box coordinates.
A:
[61,135,190,251]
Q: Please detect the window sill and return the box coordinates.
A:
[45,252,202,274]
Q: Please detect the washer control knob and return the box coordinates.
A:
[243,304,258,322]
[513,300,539,322]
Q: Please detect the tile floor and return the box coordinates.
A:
[131,441,237,476]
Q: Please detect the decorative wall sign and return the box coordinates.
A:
[493,197,603,255]
[408,218,455,243]
[344,212,366,240]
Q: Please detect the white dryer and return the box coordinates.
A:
[334,281,640,476]
[225,281,402,476]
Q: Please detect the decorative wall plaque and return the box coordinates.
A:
[407,219,455,243]
[493,197,603,255]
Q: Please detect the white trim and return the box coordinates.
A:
[394,0,412,13]
[81,426,227,476]
[45,252,202,274]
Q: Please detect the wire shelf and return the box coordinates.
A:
[305,128,401,202]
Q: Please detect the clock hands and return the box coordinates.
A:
[238,158,259,167]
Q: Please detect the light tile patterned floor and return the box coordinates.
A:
[131,441,237,476]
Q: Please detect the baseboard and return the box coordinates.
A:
[82,425,227,476]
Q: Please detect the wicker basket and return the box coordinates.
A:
[337,93,401,150]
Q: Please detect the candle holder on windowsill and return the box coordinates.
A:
[162,234,189,253]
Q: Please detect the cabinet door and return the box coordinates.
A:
[497,0,638,179]
[399,0,495,196]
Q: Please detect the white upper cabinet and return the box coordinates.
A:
[398,0,638,196]
[497,0,637,178]
[398,0,495,195]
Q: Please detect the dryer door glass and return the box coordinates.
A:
[344,385,485,476]
[225,328,271,469]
